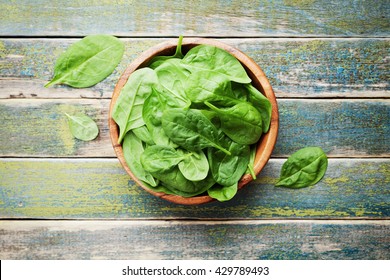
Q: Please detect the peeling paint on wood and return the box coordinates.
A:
[0,99,388,157]
[0,38,388,98]
[0,0,389,37]
[1,220,389,259]
[1,158,388,219]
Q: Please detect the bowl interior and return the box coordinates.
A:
[109,38,279,205]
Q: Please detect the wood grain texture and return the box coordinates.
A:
[1,99,388,157]
[1,38,389,98]
[1,158,388,219]
[0,0,389,37]
[1,220,389,259]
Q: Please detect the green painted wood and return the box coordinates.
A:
[1,158,388,219]
[1,220,389,259]
[0,99,388,157]
[0,0,389,37]
[1,38,389,98]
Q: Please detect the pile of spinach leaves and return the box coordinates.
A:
[112,36,272,202]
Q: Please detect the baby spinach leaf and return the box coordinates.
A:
[65,113,99,141]
[122,132,157,187]
[148,35,184,69]
[151,166,215,197]
[245,84,272,133]
[45,34,124,88]
[178,150,209,181]
[141,145,184,173]
[112,67,158,143]
[276,147,328,188]
[208,134,250,186]
[245,145,257,180]
[132,125,155,146]
[184,70,237,105]
[154,58,190,95]
[162,108,231,155]
[205,101,262,145]
[142,87,186,147]
[208,183,238,202]
[181,44,251,84]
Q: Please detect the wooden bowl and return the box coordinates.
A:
[109,38,279,205]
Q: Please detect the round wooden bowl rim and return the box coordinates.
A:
[109,37,279,205]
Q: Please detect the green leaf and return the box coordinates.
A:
[112,67,158,143]
[276,147,328,188]
[178,150,209,181]
[141,145,184,173]
[245,84,272,133]
[205,101,262,145]
[181,44,251,84]
[45,34,124,88]
[184,70,237,105]
[208,183,238,202]
[122,132,157,187]
[148,35,184,69]
[154,168,215,197]
[65,113,99,141]
[208,133,250,186]
[162,108,231,155]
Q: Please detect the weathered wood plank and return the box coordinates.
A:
[0,0,389,37]
[1,158,389,219]
[1,38,388,98]
[0,220,389,259]
[0,99,388,157]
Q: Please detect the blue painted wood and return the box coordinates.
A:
[0,0,389,37]
[1,220,389,259]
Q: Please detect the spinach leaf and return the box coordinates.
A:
[45,34,124,88]
[148,35,184,69]
[153,167,215,197]
[65,113,99,141]
[142,87,185,147]
[208,134,250,186]
[112,67,158,143]
[245,84,272,133]
[276,147,328,188]
[184,70,237,105]
[181,44,251,84]
[208,183,238,202]
[205,101,262,145]
[132,125,155,146]
[154,58,190,102]
[162,108,231,155]
[245,145,257,180]
[122,132,157,187]
[141,145,184,173]
[178,150,209,181]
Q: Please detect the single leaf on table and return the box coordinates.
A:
[276,147,328,188]
[162,108,231,155]
[65,113,99,141]
[181,44,251,84]
[45,34,124,88]
[112,67,158,143]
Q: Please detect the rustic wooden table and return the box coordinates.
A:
[1,0,389,260]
